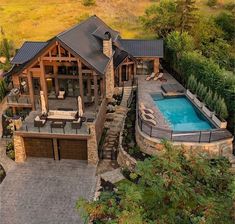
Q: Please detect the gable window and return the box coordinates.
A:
[45,65,54,75]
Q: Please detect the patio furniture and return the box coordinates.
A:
[141,113,157,126]
[140,110,155,120]
[47,110,78,121]
[139,103,154,114]
[153,73,163,81]
[71,118,82,129]
[57,91,65,99]
[34,116,46,127]
[84,95,94,105]
[51,120,66,129]
[145,72,156,81]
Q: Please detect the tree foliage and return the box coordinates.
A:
[175,0,198,33]
[77,142,234,223]
[141,0,177,38]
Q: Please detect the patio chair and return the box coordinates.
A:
[34,116,46,127]
[140,110,155,120]
[71,117,82,129]
[141,113,157,126]
[139,103,154,114]
[145,72,156,81]
[153,73,163,81]
[57,91,65,99]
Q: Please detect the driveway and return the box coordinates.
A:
[0,158,97,224]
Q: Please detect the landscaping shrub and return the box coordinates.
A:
[207,0,218,7]
[6,141,15,161]
[82,0,95,6]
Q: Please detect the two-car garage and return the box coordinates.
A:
[24,137,88,161]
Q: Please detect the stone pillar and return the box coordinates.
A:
[14,135,26,162]
[39,60,48,110]
[103,32,114,99]
[87,123,99,165]
[53,138,59,160]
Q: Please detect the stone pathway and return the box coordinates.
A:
[100,168,124,184]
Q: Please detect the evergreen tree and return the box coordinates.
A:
[175,0,198,33]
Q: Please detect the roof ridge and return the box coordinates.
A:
[57,15,97,37]
[24,41,47,43]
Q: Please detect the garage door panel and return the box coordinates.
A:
[24,138,54,158]
[59,139,87,160]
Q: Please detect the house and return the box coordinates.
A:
[6,15,163,165]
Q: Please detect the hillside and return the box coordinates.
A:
[0,0,232,47]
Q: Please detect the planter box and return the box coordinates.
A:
[194,97,203,108]
[202,105,213,118]
[186,89,195,100]
[212,114,227,128]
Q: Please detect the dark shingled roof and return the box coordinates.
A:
[120,39,164,57]
[57,16,119,74]
[11,41,48,64]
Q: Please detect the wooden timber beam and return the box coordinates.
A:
[77,59,84,109]
[93,72,98,110]
[27,71,35,111]
[39,60,48,110]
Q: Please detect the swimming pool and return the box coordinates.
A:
[152,95,215,131]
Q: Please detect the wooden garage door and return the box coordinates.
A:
[58,139,87,160]
[24,138,54,158]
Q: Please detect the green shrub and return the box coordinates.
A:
[207,0,218,7]
[205,89,213,110]
[82,0,95,6]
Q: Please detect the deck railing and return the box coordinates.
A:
[7,95,31,105]
[137,113,232,143]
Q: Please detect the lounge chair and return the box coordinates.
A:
[153,73,163,81]
[140,110,155,120]
[145,72,156,81]
[139,103,154,114]
[141,113,157,126]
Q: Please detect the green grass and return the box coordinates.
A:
[0,0,232,47]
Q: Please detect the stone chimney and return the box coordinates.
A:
[103,32,114,99]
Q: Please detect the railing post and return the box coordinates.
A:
[26,125,28,132]
[170,130,173,140]
[76,128,78,134]
[199,131,202,143]
[38,127,40,133]
[141,118,143,131]
[209,131,212,143]
[150,126,152,137]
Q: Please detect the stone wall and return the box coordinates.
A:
[14,134,26,162]
[136,124,234,158]
[87,123,99,165]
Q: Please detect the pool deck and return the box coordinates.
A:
[138,72,185,129]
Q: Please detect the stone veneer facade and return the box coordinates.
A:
[103,38,114,99]
[14,135,26,162]
[87,123,99,165]
[135,124,234,158]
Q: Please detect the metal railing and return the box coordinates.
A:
[7,95,31,105]
[137,113,232,143]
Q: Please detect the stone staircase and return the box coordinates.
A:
[120,86,133,107]
[100,87,132,160]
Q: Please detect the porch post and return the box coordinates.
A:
[87,74,91,97]
[39,60,48,110]
[93,72,98,110]
[119,66,122,85]
[27,71,35,110]
[53,61,59,95]
[77,59,84,109]
[153,58,159,74]
[126,65,128,81]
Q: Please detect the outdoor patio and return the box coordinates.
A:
[138,71,185,129]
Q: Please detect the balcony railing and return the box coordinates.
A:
[7,95,31,105]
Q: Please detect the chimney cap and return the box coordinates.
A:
[104,31,111,40]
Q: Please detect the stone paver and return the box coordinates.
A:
[100,168,124,184]
[0,158,97,224]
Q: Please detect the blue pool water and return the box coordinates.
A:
[152,95,214,131]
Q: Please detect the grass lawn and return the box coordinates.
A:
[0,0,232,47]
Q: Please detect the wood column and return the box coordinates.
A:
[93,72,98,110]
[153,58,159,74]
[39,60,48,110]
[77,59,84,109]
[119,66,122,85]
[53,138,59,160]
[27,71,35,110]
[87,74,91,97]
[53,62,59,95]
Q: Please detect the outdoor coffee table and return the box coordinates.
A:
[51,120,66,129]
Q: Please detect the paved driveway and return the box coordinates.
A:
[0,158,97,224]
